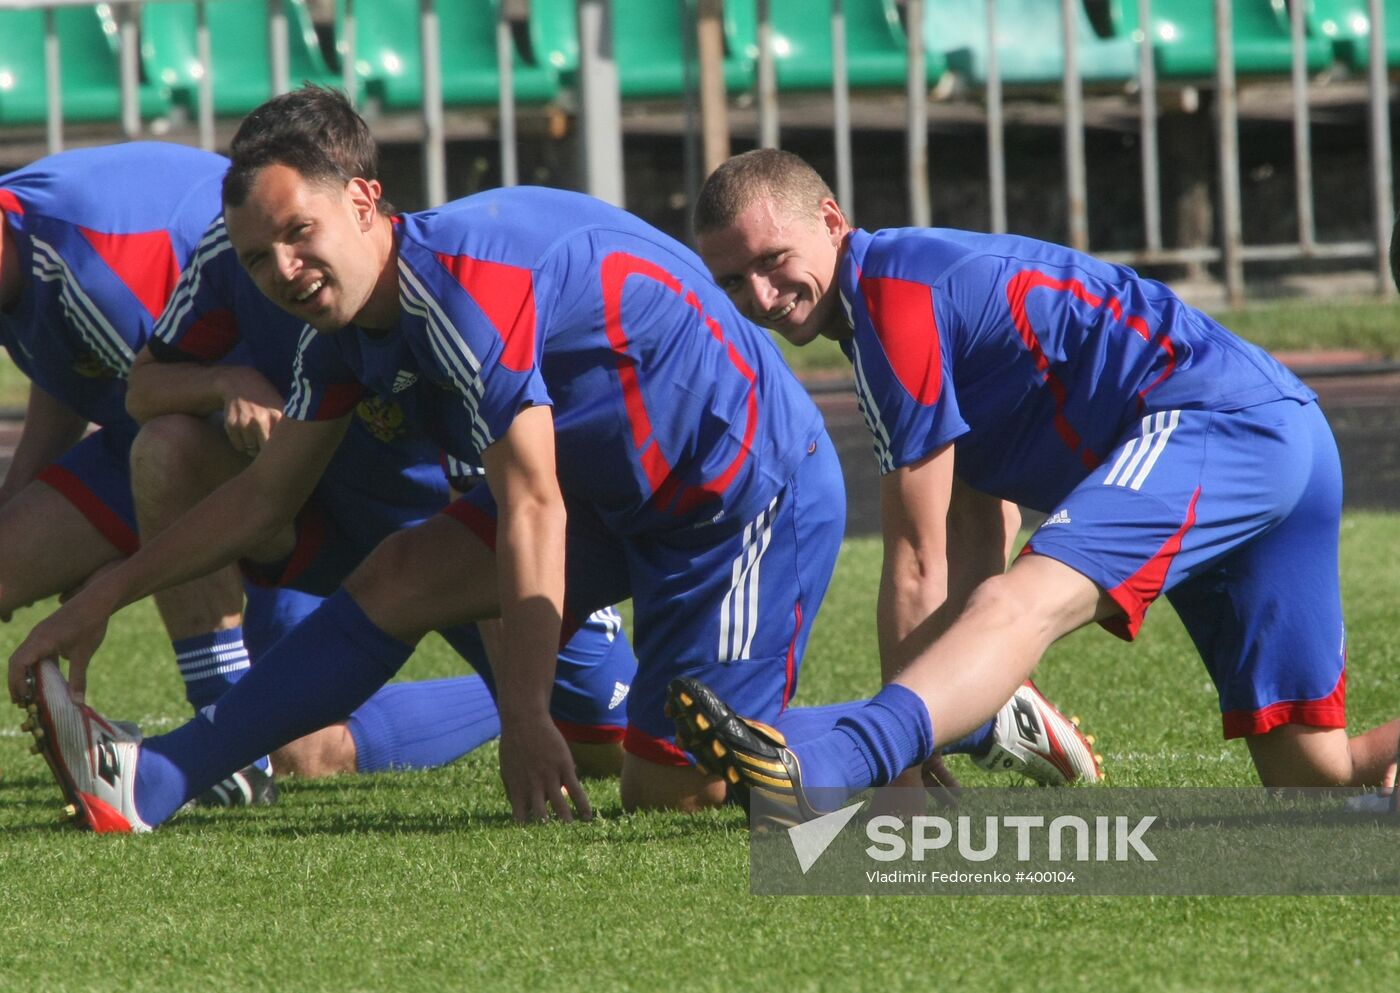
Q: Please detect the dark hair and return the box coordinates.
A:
[223,85,393,213]
[694,148,837,235]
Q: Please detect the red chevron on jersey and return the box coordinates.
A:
[0,189,22,215]
[436,252,536,372]
[78,227,181,319]
[859,273,943,406]
[176,307,240,361]
[600,250,757,516]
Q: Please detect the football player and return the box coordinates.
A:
[668,148,1400,823]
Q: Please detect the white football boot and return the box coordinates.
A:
[22,659,151,833]
[973,680,1103,785]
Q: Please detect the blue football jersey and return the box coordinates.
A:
[287,187,826,535]
[839,227,1314,510]
[0,143,227,428]
[151,216,450,514]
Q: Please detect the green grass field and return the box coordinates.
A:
[3,517,1400,992]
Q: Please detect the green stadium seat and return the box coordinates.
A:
[599,0,753,99]
[1306,0,1400,70]
[142,0,339,117]
[341,0,557,110]
[751,0,922,92]
[0,7,168,126]
[1102,0,1334,78]
[926,0,1137,86]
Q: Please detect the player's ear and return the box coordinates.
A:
[818,198,847,246]
[346,177,380,230]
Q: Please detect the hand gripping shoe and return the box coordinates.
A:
[973,680,1103,785]
[667,676,826,828]
[22,659,150,833]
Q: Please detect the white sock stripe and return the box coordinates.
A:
[175,645,250,665]
[179,659,252,683]
[1128,409,1180,490]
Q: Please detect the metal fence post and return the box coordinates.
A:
[906,0,929,228]
[1289,0,1315,251]
[579,0,626,206]
[831,0,853,214]
[1368,0,1395,297]
[756,0,778,149]
[1061,0,1087,251]
[1214,0,1244,306]
[985,0,1005,233]
[420,0,446,206]
[267,0,289,96]
[1137,0,1161,253]
[497,0,519,188]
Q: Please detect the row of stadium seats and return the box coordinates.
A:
[0,1,1396,125]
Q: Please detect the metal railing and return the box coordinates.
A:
[1,0,1395,302]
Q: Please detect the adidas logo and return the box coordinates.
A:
[1043,508,1072,526]
[392,370,418,393]
[608,681,630,710]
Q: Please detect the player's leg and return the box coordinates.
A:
[1168,400,1400,787]
[90,511,497,828]
[623,432,846,811]
[129,414,294,716]
[0,429,138,617]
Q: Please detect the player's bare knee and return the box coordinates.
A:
[1247,725,1353,788]
[130,415,217,495]
[343,534,436,641]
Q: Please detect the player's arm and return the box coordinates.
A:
[877,442,958,682]
[127,346,285,455]
[481,403,590,824]
[7,412,349,704]
[946,478,1021,610]
[0,383,88,505]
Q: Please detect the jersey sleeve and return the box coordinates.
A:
[283,326,368,422]
[406,247,552,457]
[150,218,242,364]
[846,272,968,473]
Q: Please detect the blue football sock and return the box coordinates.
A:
[173,629,250,711]
[347,676,501,772]
[940,718,995,757]
[135,589,413,825]
[788,684,935,793]
[772,701,869,741]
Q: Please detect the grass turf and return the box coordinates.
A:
[3,516,1400,991]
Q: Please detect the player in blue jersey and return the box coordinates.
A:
[669,148,1400,821]
[7,87,845,830]
[0,143,630,808]
[126,210,636,780]
[0,143,226,626]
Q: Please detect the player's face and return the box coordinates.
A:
[698,196,848,346]
[225,163,384,332]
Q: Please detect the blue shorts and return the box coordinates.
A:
[453,606,636,742]
[1025,399,1346,739]
[242,500,636,742]
[37,425,140,555]
[444,432,847,765]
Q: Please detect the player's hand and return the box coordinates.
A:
[7,593,112,706]
[498,717,592,824]
[221,369,285,457]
